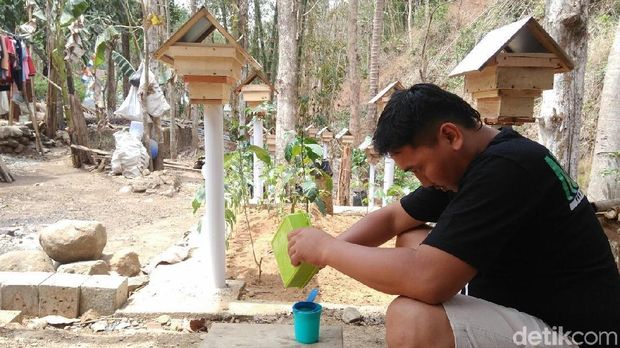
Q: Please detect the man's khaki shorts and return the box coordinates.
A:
[443,294,579,348]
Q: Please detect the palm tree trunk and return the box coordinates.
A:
[588,21,620,200]
[347,0,361,145]
[367,0,385,132]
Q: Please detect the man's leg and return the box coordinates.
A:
[395,224,432,249]
[389,224,454,347]
[386,296,455,348]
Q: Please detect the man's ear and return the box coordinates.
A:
[438,123,463,150]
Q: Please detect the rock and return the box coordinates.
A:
[39,220,107,264]
[142,169,151,176]
[57,260,110,275]
[80,309,100,323]
[91,320,108,332]
[145,321,162,330]
[127,275,149,292]
[342,307,363,324]
[157,315,171,325]
[145,189,158,195]
[109,249,141,277]
[0,250,55,272]
[115,322,130,330]
[13,144,25,154]
[41,315,78,326]
[131,183,147,193]
[0,126,23,139]
[19,136,30,145]
[169,319,183,331]
[159,188,175,197]
[27,318,47,330]
[118,186,132,194]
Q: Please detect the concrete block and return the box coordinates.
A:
[0,310,22,324]
[39,273,88,318]
[80,275,128,315]
[0,272,53,316]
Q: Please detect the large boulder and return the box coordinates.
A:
[39,220,107,264]
[0,250,55,272]
[108,249,141,277]
[57,260,110,275]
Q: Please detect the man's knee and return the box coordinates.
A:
[386,296,454,348]
[395,225,432,248]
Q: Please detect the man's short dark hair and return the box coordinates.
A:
[373,83,482,155]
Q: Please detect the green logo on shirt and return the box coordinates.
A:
[544,155,584,210]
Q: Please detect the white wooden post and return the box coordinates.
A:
[201,104,226,289]
[252,117,264,202]
[368,163,376,209]
[382,157,395,207]
[322,143,329,160]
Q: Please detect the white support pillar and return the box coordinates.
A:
[368,163,376,209]
[322,143,329,160]
[382,157,395,207]
[252,118,264,202]
[201,104,226,289]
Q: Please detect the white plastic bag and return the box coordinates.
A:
[114,63,170,121]
[111,131,149,179]
[140,66,170,118]
[114,85,142,122]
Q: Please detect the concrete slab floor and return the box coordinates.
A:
[201,323,343,348]
[118,255,244,315]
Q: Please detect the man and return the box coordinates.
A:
[287,84,620,347]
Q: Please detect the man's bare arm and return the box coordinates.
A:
[337,202,426,247]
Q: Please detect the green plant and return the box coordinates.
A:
[263,134,332,215]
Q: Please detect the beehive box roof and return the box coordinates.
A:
[449,16,573,77]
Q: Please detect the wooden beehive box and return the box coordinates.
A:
[154,7,262,104]
[317,127,334,143]
[449,16,573,125]
[358,136,381,165]
[237,71,274,108]
[304,125,319,139]
[336,128,354,145]
[368,81,405,114]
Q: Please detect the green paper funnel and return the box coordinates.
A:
[271,212,319,288]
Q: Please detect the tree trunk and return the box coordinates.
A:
[367,0,385,132]
[588,21,620,201]
[538,0,589,179]
[45,0,59,138]
[236,0,249,138]
[269,4,279,83]
[121,30,131,96]
[347,0,361,145]
[106,43,117,122]
[407,0,413,49]
[65,61,93,167]
[275,0,299,165]
[254,0,268,71]
[189,0,200,151]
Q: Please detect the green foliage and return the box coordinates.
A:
[112,50,136,78]
[264,134,331,215]
[94,26,120,67]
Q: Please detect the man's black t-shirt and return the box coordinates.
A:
[400,128,620,341]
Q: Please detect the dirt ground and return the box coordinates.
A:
[0,148,390,346]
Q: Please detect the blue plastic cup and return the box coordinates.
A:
[292,301,322,344]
